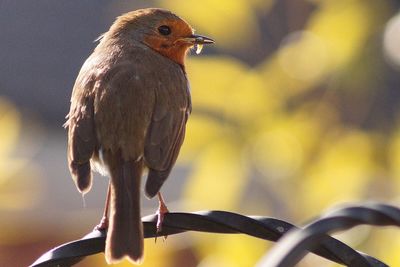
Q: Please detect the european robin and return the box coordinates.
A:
[64,8,213,264]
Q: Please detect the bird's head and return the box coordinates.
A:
[106,8,214,67]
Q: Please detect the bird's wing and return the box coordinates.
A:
[65,62,97,193]
[144,65,191,198]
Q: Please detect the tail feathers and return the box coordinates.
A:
[105,160,144,264]
[70,161,92,194]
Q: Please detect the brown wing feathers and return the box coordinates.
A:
[144,71,190,198]
[66,83,97,194]
[145,110,187,198]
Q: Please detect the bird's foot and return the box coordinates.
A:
[94,216,108,231]
[155,192,169,242]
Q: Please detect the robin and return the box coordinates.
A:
[64,8,214,264]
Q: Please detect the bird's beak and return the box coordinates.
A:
[180,34,215,45]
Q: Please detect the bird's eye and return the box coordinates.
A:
[158,25,171,36]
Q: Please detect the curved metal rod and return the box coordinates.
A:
[258,203,400,267]
[30,209,389,267]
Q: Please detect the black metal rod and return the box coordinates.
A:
[259,203,400,267]
[30,207,391,267]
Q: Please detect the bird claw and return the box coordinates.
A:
[155,193,169,242]
[94,216,108,231]
[155,212,168,242]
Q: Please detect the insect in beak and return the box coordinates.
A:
[180,34,214,54]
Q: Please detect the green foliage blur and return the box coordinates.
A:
[1,0,400,266]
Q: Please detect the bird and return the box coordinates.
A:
[64,8,214,264]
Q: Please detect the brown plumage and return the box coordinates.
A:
[64,8,213,264]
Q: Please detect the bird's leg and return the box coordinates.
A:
[94,181,111,231]
[155,191,169,241]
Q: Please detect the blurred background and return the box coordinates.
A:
[1,0,400,266]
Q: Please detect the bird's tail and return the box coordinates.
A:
[105,159,144,264]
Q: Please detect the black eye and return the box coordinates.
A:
[158,25,171,36]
